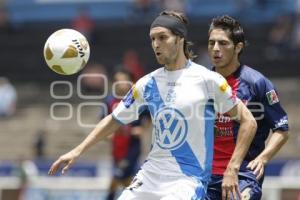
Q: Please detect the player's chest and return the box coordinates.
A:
[155,78,209,107]
[227,78,254,104]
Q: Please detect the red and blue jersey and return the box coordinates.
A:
[212,65,289,175]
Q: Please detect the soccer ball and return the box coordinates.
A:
[43,29,90,75]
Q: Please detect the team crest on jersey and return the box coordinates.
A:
[266,90,279,105]
[154,107,188,150]
[219,81,229,92]
[166,88,176,103]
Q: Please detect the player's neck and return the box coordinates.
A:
[165,52,188,71]
[216,61,240,78]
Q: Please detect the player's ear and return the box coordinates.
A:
[175,36,184,46]
[176,36,184,43]
[235,42,243,54]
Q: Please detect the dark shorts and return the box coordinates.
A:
[113,160,139,180]
[205,171,262,200]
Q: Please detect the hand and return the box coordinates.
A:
[222,167,241,200]
[246,158,266,180]
[48,150,80,175]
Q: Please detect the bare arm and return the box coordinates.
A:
[48,114,121,175]
[247,130,288,179]
[221,101,257,200]
[226,101,257,172]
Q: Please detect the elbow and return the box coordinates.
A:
[274,130,289,144]
[282,131,289,143]
[250,118,257,135]
[285,133,290,141]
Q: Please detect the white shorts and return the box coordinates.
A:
[117,168,206,200]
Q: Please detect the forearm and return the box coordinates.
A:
[221,117,256,200]
[255,131,289,164]
[49,114,122,175]
[226,102,257,170]
[75,114,120,156]
[227,120,257,170]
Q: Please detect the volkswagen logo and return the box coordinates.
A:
[154,107,188,150]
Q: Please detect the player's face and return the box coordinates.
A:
[150,27,180,65]
[114,72,132,97]
[208,28,237,69]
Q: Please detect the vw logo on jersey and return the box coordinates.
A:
[154,107,188,150]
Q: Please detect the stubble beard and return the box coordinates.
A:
[156,54,169,65]
[214,62,227,69]
[156,56,164,65]
[213,56,233,69]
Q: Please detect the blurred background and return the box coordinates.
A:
[0,0,299,199]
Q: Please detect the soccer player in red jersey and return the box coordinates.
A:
[205,15,289,200]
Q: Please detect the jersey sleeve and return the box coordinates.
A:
[211,73,239,114]
[112,78,146,125]
[255,78,289,132]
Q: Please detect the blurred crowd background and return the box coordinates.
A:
[0,0,299,200]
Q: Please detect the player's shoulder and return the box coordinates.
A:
[240,65,271,85]
[189,61,210,72]
[150,67,165,77]
[135,70,157,85]
[189,61,221,79]
[133,67,164,89]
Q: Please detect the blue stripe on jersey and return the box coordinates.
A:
[171,142,203,177]
[144,77,165,155]
[192,180,206,200]
[204,99,215,176]
[144,77,164,118]
[144,76,204,178]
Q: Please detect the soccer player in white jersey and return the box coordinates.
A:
[49,11,257,199]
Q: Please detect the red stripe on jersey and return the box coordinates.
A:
[227,75,239,98]
[212,75,239,175]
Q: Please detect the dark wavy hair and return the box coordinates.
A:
[209,15,247,56]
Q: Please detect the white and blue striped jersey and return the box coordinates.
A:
[112,60,238,182]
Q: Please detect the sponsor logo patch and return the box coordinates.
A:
[219,81,229,92]
[132,86,139,100]
[266,90,279,105]
[154,107,188,150]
